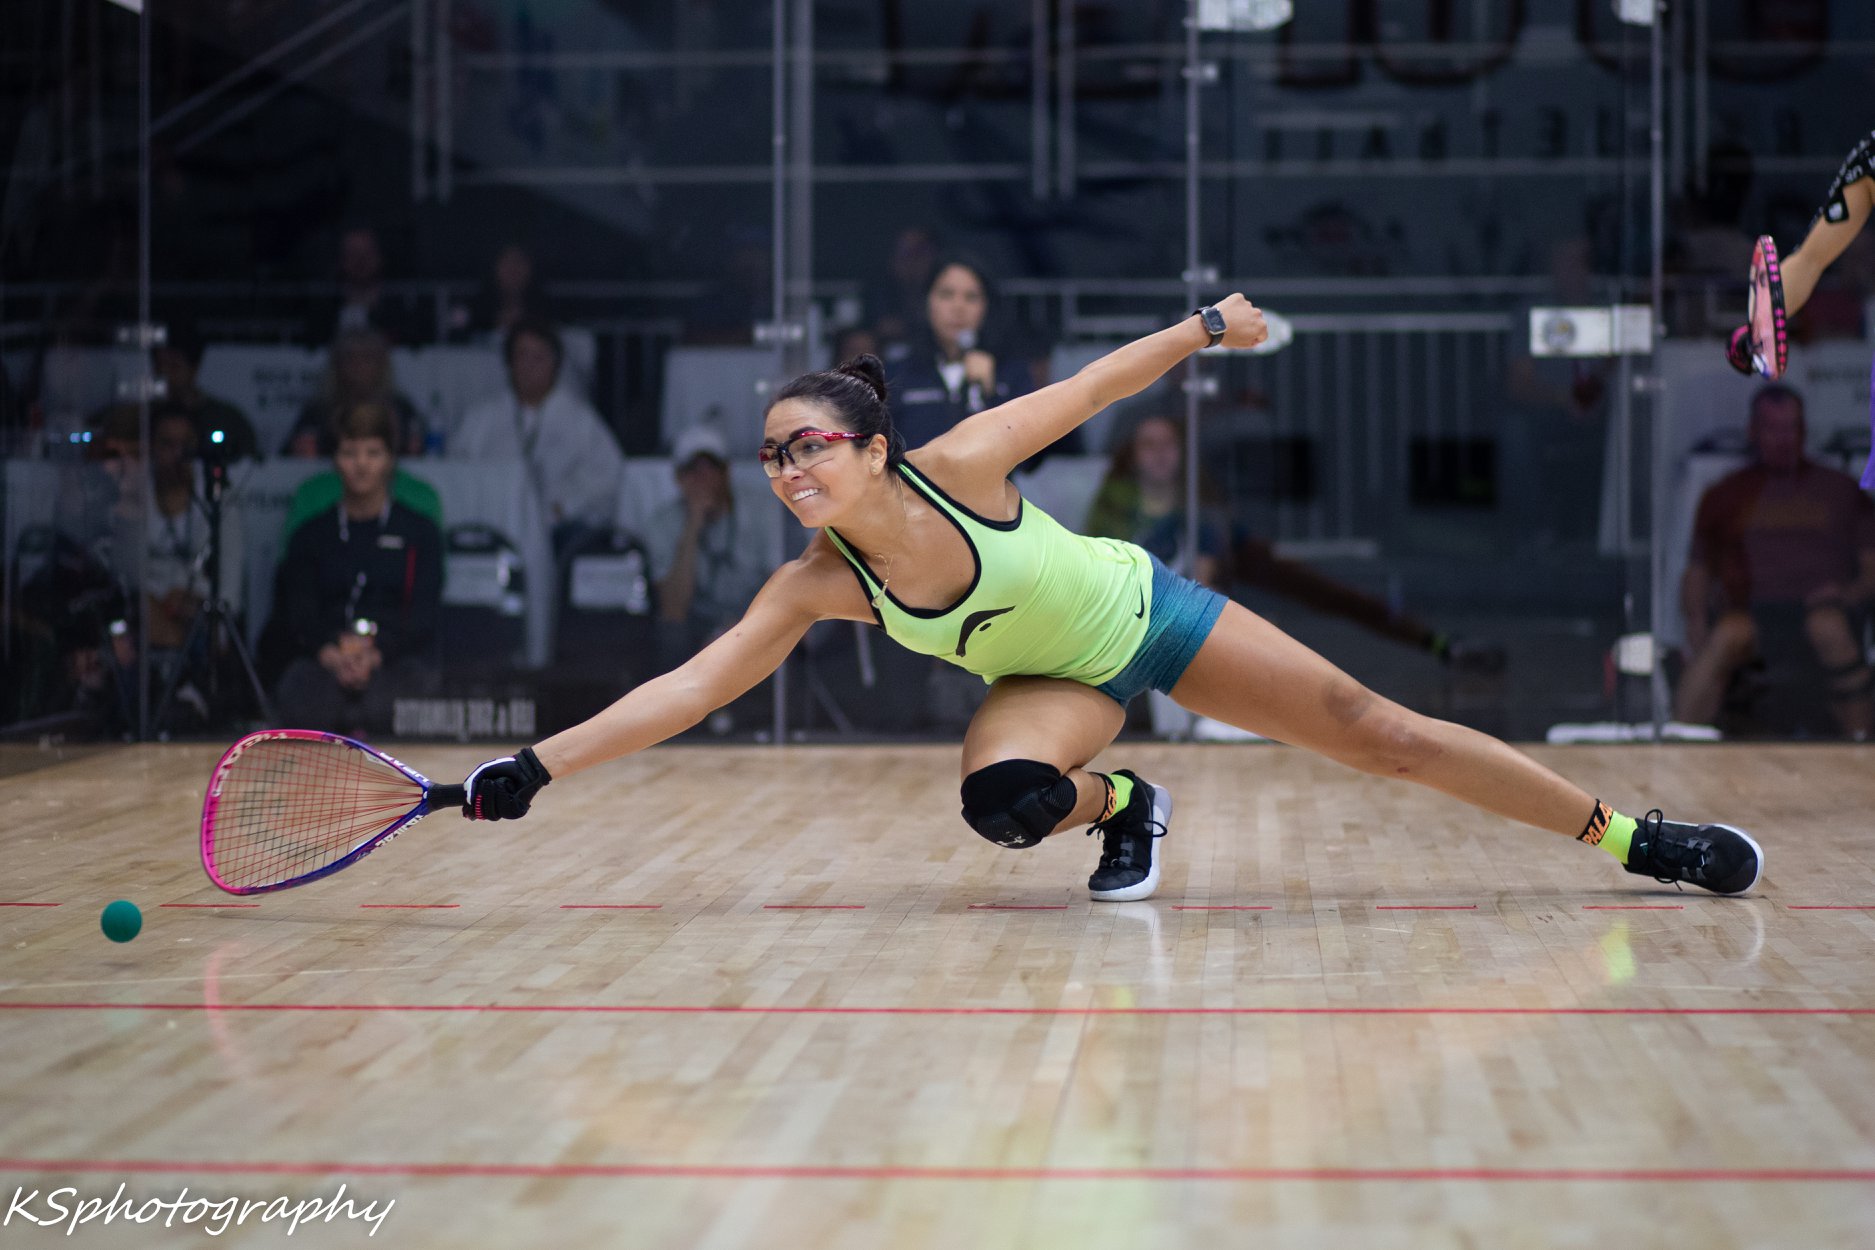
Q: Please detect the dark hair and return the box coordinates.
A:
[1749,382,1804,425]
[767,353,905,467]
[1099,413,1226,509]
[335,399,401,453]
[504,316,564,371]
[925,255,993,304]
[157,320,206,367]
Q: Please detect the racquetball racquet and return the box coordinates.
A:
[1747,234,1788,379]
[201,729,466,895]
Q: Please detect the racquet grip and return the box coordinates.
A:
[428,783,468,812]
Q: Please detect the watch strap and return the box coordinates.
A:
[1193,305,1226,348]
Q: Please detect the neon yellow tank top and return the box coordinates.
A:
[827,461,1153,686]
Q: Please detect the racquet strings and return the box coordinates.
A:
[206,737,423,890]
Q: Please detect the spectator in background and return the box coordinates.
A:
[93,405,244,652]
[1087,414,1499,671]
[829,325,879,370]
[149,323,260,462]
[451,317,624,557]
[62,406,248,731]
[644,423,769,670]
[1086,414,1231,585]
[452,243,554,341]
[1676,385,1875,738]
[270,401,442,736]
[1502,236,1613,552]
[318,225,429,346]
[280,328,426,458]
[684,226,772,345]
[866,225,939,348]
[883,257,1052,456]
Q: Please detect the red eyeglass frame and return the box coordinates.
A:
[757,429,870,475]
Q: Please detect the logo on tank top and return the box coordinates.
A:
[954,606,1015,657]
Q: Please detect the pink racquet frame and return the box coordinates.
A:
[1748,234,1788,379]
[201,729,466,896]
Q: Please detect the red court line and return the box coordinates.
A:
[1174,906,1274,911]
[0,1158,1868,1183]
[3,1001,1869,1018]
[359,904,460,910]
[1788,906,1875,911]
[1582,905,1684,911]
[0,903,61,908]
[159,903,261,909]
[1376,905,1478,911]
[764,905,866,910]
[969,904,1068,911]
[560,904,662,910]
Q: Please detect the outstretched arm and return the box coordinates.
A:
[531,559,822,778]
[1782,176,1874,318]
[931,293,1267,477]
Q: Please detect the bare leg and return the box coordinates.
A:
[960,676,1128,835]
[1168,602,1595,837]
[1673,611,1757,725]
[1805,605,1874,739]
[1782,174,1874,316]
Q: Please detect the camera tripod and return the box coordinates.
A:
[151,444,273,737]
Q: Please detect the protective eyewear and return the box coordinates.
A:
[757,429,869,478]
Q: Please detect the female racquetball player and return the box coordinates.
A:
[461,295,1763,901]
[1727,127,1875,491]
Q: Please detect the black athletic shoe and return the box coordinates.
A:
[1086,770,1171,902]
[1622,809,1765,895]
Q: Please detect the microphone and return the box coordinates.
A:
[955,329,986,410]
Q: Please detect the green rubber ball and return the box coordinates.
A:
[101,899,142,943]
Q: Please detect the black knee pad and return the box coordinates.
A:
[960,759,1077,849]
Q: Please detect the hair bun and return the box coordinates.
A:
[836,353,890,405]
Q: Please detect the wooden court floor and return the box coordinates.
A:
[2,741,1873,1248]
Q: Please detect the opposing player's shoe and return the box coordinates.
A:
[1622,809,1764,895]
[1087,770,1170,902]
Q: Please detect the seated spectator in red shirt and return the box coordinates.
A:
[1676,385,1875,738]
[269,401,442,736]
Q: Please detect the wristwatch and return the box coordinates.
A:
[1193,305,1227,348]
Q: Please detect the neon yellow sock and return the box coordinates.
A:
[1579,800,1637,864]
[1097,772,1135,822]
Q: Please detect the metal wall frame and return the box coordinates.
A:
[4,1,1709,743]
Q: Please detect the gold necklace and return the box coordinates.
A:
[871,553,893,609]
[868,485,912,609]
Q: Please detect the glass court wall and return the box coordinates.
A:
[3,0,1872,750]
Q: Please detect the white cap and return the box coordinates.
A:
[671,423,729,467]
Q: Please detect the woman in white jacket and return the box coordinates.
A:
[451,317,626,554]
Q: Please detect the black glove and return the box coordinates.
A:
[464,747,552,821]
